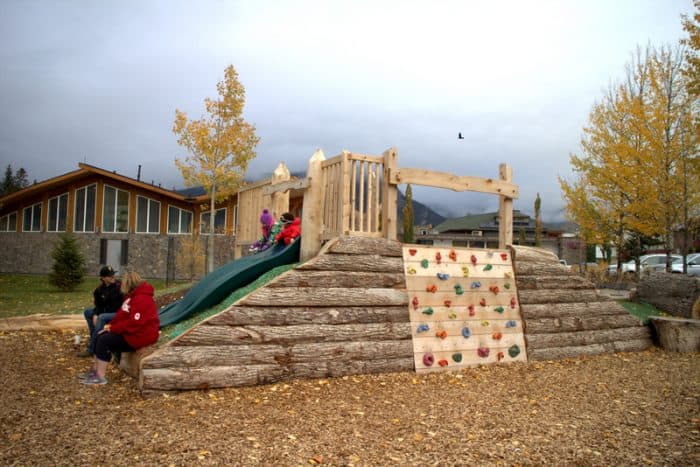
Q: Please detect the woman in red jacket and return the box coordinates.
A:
[80,270,160,385]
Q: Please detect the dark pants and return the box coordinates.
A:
[94,332,135,363]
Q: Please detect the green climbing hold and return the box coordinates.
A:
[422,307,434,315]
[494,306,505,313]
[421,259,429,268]
[454,284,464,295]
[504,283,511,289]
[508,344,521,358]
[483,264,493,271]
[452,353,463,363]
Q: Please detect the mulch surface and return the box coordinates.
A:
[1,330,698,466]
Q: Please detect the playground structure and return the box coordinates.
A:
[123,147,651,392]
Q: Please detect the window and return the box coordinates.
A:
[47,193,68,232]
[200,208,226,235]
[102,185,129,233]
[23,202,42,232]
[168,206,192,234]
[0,212,17,232]
[74,184,96,232]
[136,196,160,234]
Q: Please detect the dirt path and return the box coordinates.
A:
[1,329,698,466]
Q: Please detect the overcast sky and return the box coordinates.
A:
[0,0,694,220]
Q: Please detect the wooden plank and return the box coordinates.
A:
[207,306,410,326]
[498,163,513,248]
[176,323,413,346]
[381,147,398,240]
[321,154,343,168]
[142,344,288,369]
[296,254,403,272]
[346,153,383,164]
[325,235,403,256]
[527,338,653,361]
[262,177,309,195]
[141,364,289,390]
[240,287,408,307]
[358,160,365,231]
[407,290,519,307]
[389,167,520,198]
[524,314,644,334]
[412,331,525,353]
[300,149,325,261]
[518,289,602,304]
[350,159,357,231]
[516,275,594,290]
[289,340,414,362]
[519,301,630,319]
[525,326,651,349]
[266,270,405,288]
[415,343,527,373]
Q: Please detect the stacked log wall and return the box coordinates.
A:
[140,236,412,391]
[512,245,652,360]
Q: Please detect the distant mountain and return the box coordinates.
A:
[397,188,446,228]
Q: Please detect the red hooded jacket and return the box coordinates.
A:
[109,282,160,349]
[275,217,301,245]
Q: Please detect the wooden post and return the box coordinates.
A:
[340,151,351,234]
[271,162,290,219]
[301,149,325,262]
[381,147,398,241]
[498,163,513,249]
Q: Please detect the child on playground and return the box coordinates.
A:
[249,209,279,253]
[79,269,160,385]
[77,265,124,357]
[275,212,301,245]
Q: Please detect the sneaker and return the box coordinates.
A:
[75,350,92,358]
[77,370,96,380]
[80,374,107,386]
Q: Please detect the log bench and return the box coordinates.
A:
[119,345,158,378]
[649,316,700,352]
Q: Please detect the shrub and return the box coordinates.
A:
[48,233,86,291]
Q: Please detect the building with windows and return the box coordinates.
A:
[0,163,239,278]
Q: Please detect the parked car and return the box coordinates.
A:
[607,254,682,275]
[671,253,700,276]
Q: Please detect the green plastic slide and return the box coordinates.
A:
[158,238,301,327]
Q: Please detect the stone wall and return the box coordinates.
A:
[637,273,700,318]
[0,232,237,280]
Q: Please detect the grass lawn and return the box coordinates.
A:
[0,274,191,319]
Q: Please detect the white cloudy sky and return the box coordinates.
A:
[0,0,694,220]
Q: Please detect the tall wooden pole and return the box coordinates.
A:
[498,163,513,249]
[301,149,325,262]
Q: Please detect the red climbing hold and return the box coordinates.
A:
[412,296,419,310]
[409,248,417,256]
[435,251,442,264]
[423,353,435,366]
[471,254,477,265]
[510,297,517,308]
[449,249,457,262]
[444,300,452,308]
[489,285,500,295]
[500,253,508,261]
[477,347,490,358]
[497,351,505,362]
[479,298,486,307]
[492,332,502,340]
[438,359,449,367]
[468,304,475,316]
[436,330,448,339]
[426,284,438,293]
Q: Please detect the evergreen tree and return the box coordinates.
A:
[0,165,30,196]
[402,184,414,243]
[48,233,85,291]
[534,193,542,246]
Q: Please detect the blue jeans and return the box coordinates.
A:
[83,308,117,354]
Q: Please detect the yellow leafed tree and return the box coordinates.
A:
[174,65,260,273]
[682,0,700,98]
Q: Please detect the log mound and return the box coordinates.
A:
[511,246,652,360]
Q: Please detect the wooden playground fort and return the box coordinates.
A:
[130,147,651,392]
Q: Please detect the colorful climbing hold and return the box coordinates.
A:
[489,285,500,295]
[479,298,487,307]
[505,320,517,328]
[504,272,513,279]
[470,281,481,289]
[510,297,517,308]
[421,259,430,269]
[481,320,490,327]
[508,345,521,358]
[422,307,434,315]
[436,330,448,339]
[477,347,490,358]
[409,248,417,256]
[497,351,505,362]
[426,284,438,293]
[494,306,505,313]
[449,249,458,262]
[443,300,452,308]
[468,304,475,316]
[470,254,477,265]
[461,327,471,338]
[504,283,511,289]
[407,266,417,275]
[500,253,508,261]
[435,251,442,264]
[462,266,470,277]
[448,311,457,319]
[492,332,503,340]
[423,353,435,366]
[483,264,493,272]
[438,359,449,367]
[437,272,450,280]
[412,296,419,310]
[454,284,464,295]
[416,323,430,333]
[452,352,463,363]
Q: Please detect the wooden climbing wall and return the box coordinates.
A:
[402,246,527,373]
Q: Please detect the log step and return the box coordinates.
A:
[520,301,629,320]
[526,326,651,350]
[527,338,653,361]
[524,313,643,334]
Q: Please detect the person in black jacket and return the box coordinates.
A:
[76,265,124,357]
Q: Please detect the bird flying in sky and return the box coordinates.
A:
[458,132,464,139]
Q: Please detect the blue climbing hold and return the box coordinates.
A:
[417,323,430,333]
[470,281,481,289]
[505,320,517,328]
[461,327,471,338]
[437,272,450,280]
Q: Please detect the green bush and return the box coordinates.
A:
[48,233,86,291]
